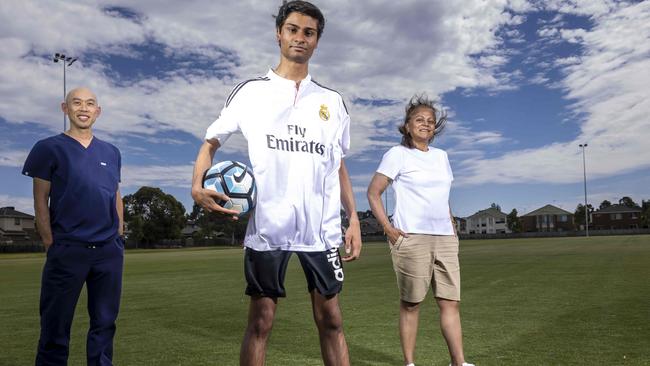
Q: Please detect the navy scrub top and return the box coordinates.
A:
[23,133,121,244]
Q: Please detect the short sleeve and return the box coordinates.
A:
[204,85,244,145]
[376,146,403,180]
[22,140,54,181]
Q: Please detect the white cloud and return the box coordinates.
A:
[0,1,146,55]
[122,164,193,188]
[446,121,509,150]
[0,149,28,167]
[457,1,650,185]
[0,195,34,215]
[529,73,550,84]
[507,0,536,13]
[477,55,509,68]
[538,27,559,37]
[0,0,527,159]
[543,0,616,17]
[555,56,581,66]
[1,0,648,199]
[560,28,587,43]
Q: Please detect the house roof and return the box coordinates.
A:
[466,207,506,219]
[595,204,641,214]
[523,204,573,217]
[0,206,34,219]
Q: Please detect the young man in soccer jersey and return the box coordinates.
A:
[23,87,124,366]
[191,1,361,365]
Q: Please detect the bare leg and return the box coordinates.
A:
[310,291,349,366]
[436,298,466,366]
[240,296,277,366]
[399,300,421,365]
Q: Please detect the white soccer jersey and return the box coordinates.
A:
[205,69,350,251]
[377,145,455,236]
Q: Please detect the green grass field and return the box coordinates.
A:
[1,236,649,365]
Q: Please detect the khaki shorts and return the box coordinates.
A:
[390,234,461,302]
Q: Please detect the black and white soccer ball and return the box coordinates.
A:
[202,161,256,216]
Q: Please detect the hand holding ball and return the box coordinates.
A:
[202,161,256,216]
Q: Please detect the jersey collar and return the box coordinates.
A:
[266,69,312,86]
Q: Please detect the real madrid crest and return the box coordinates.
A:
[319,104,330,121]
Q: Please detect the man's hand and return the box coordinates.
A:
[191,140,240,220]
[191,186,240,220]
[342,216,362,262]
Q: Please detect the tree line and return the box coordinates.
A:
[123,187,650,244]
[123,186,248,247]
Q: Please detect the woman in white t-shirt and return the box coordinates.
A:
[367,95,473,366]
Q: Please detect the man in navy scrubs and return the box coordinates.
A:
[23,87,124,366]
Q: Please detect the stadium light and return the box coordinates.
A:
[53,53,78,131]
[579,143,589,237]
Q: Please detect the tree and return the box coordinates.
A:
[188,202,248,244]
[618,196,639,208]
[490,202,502,212]
[641,199,650,228]
[507,208,522,233]
[574,203,594,229]
[599,200,612,210]
[123,187,186,247]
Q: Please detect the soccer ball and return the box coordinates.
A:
[202,161,256,216]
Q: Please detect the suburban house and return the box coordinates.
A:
[180,220,225,239]
[592,204,643,230]
[521,204,574,232]
[181,220,201,238]
[464,207,510,234]
[360,216,383,236]
[454,217,466,234]
[0,206,37,242]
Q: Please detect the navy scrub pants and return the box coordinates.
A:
[35,237,124,366]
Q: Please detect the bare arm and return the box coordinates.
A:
[367,172,408,245]
[339,159,361,261]
[191,140,239,218]
[33,177,53,249]
[116,188,124,236]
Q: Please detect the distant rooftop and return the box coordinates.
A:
[594,204,641,214]
[466,207,506,219]
[523,204,573,217]
[0,206,34,219]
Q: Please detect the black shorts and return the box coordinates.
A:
[244,247,344,298]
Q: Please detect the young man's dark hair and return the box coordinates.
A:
[276,0,325,39]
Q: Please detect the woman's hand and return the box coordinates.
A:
[385,225,408,246]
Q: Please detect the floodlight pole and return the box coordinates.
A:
[579,144,589,237]
[53,53,78,131]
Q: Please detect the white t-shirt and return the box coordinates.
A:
[376,145,455,235]
[205,69,350,251]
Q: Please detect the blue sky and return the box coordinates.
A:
[1,0,649,218]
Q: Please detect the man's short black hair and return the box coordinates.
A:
[276,1,325,39]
